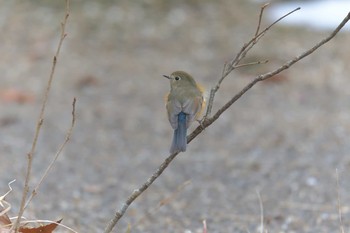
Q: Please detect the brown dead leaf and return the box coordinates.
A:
[19,219,62,233]
[0,210,11,233]
[0,214,11,227]
[0,212,12,233]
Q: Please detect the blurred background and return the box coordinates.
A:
[1,0,350,232]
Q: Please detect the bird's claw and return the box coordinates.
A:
[196,117,206,130]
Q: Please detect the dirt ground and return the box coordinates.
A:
[1,1,350,232]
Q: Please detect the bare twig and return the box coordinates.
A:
[227,6,300,74]
[13,1,70,232]
[255,3,270,39]
[24,98,76,210]
[256,190,264,233]
[0,180,16,217]
[204,6,300,118]
[336,169,345,233]
[234,60,269,69]
[104,10,350,233]
[104,151,180,233]
[191,11,350,143]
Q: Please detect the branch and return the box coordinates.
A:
[12,1,70,232]
[254,3,269,39]
[205,6,300,118]
[24,98,76,210]
[0,180,16,218]
[256,190,264,233]
[189,11,350,143]
[104,10,350,233]
[104,151,180,233]
[336,169,345,233]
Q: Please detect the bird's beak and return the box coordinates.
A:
[163,75,171,79]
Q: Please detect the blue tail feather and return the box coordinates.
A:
[170,112,187,153]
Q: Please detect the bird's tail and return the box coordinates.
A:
[170,112,187,154]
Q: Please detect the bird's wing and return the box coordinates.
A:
[166,96,183,129]
[182,96,203,128]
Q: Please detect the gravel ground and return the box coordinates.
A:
[1,1,350,232]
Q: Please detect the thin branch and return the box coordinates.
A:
[234,60,269,69]
[104,151,180,233]
[0,180,16,217]
[104,10,350,233]
[256,190,264,233]
[24,98,76,210]
[229,6,300,72]
[205,60,267,119]
[336,169,345,233]
[255,3,270,39]
[192,11,350,142]
[227,7,300,82]
[13,1,70,232]
[204,6,300,118]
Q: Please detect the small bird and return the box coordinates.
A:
[164,71,205,153]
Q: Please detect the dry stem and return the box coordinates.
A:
[12,1,70,232]
[256,190,264,233]
[104,8,350,233]
[0,180,16,219]
[205,6,300,118]
[336,169,345,233]
[24,98,76,210]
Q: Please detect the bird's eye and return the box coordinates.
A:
[175,76,181,81]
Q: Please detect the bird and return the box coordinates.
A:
[164,71,205,154]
